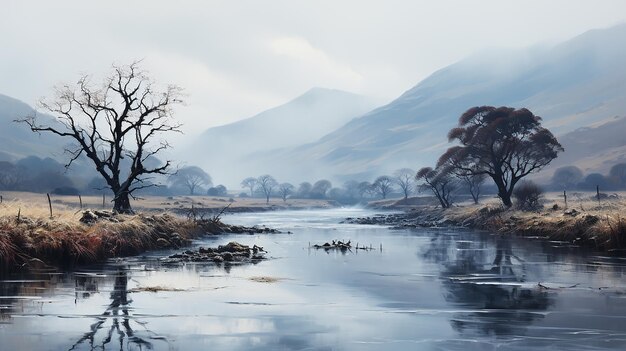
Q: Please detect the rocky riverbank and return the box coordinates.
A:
[344,204,626,252]
[0,210,280,270]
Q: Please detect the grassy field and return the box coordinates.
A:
[0,191,337,218]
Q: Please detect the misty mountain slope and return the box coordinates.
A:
[277,24,626,180]
[537,116,626,179]
[183,88,378,184]
[0,94,67,161]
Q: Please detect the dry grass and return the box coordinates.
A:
[0,199,205,269]
[462,192,626,251]
[0,191,335,214]
[393,191,626,252]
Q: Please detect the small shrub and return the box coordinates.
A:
[513,181,543,210]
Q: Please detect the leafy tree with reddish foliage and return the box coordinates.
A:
[438,106,562,207]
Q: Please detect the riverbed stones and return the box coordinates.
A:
[164,241,267,264]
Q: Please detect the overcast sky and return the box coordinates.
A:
[2,0,626,138]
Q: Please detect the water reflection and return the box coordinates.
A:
[426,234,553,336]
[2,209,626,350]
[68,270,163,351]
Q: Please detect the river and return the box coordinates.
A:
[1,208,626,350]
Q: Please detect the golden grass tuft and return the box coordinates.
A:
[0,200,205,269]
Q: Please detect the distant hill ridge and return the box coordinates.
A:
[270,24,626,181]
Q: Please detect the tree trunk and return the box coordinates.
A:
[491,173,513,208]
[266,195,270,204]
[113,191,133,214]
[499,192,513,208]
[470,188,479,204]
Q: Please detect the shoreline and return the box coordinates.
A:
[346,202,626,253]
[0,210,280,271]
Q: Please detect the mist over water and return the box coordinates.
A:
[2,209,626,350]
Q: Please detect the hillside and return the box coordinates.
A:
[182,88,378,184]
[0,94,66,161]
[540,116,626,178]
[276,24,626,181]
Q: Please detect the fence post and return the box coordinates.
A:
[78,194,83,210]
[102,194,105,209]
[596,185,601,205]
[47,193,53,218]
[563,190,567,208]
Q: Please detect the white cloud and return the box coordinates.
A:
[1,0,626,138]
[269,36,363,89]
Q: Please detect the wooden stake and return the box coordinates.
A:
[78,194,83,210]
[102,194,105,209]
[563,190,567,209]
[47,193,53,218]
[17,208,20,222]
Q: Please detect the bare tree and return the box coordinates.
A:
[439,106,562,207]
[18,63,182,213]
[416,167,456,209]
[168,166,211,195]
[278,182,295,202]
[241,177,258,197]
[393,168,415,199]
[460,173,486,204]
[257,175,277,204]
[373,175,394,199]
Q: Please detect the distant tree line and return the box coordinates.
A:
[0,158,230,198]
[550,163,626,191]
[237,170,424,204]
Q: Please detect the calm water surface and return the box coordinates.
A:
[2,208,626,350]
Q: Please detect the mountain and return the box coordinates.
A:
[183,88,379,185]
[538,116,626,179]
[277,24,626,181]
[0,94,67,161]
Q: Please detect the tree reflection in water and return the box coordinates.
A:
[68,269,164,351]
[424,234,553,336]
